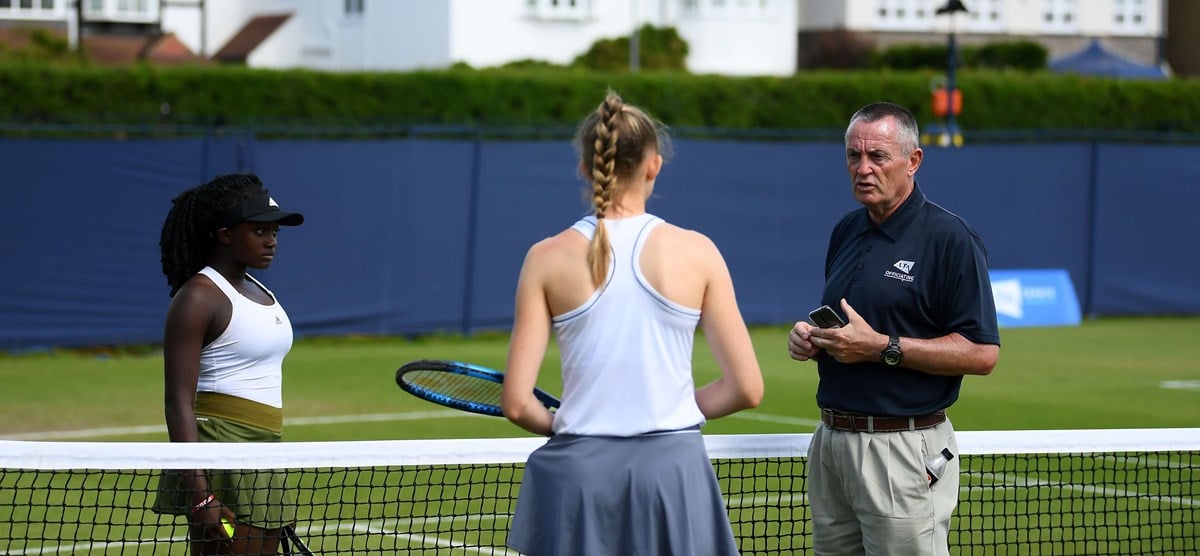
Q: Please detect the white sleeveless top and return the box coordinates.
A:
[195,266,293,408]
[550,214,705,436]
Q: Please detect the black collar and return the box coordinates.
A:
[852,183,928,241]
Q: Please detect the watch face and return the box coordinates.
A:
[882,336,902,366]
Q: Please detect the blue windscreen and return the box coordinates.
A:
[2,136,1196,350]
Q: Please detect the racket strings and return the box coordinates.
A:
[402,369,504,407]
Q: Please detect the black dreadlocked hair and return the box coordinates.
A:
[159,174,269,297]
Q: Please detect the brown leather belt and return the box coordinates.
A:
[820,408,946,433]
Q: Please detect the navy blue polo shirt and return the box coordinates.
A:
[816,184,1000,416]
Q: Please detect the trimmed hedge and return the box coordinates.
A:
[871,41,1048,71]
[1,62,1197,133]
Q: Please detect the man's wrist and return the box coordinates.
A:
[880,335,904,366]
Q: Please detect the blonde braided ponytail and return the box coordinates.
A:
[586,94,625,286]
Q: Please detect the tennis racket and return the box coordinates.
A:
[281,524,313,556]
[395,359,560,417]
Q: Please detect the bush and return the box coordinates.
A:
[969,41,1047,70]
[0,27,79,63]
[871,44,948,71]
[0,63,1196,135]
[799,29,876,70]
[873,40,1048,71]
[499,59,566,71]
[571,25,688,72]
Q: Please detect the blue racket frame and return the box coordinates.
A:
[395,359,560,417]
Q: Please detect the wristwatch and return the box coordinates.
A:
[881,335,903,366]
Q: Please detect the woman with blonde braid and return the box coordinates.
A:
[501,91,764,555]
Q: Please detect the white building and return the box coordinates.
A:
[798,0,1166,66]
[0,0,1175,73]
[158,0,798,76]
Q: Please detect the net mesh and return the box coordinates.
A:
[1,429,1196,555]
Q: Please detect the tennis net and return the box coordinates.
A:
[1,429,1196,555]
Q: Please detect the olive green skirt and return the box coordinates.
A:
[151,414,296,529]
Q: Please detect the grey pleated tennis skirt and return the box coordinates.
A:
[507,429,739,556]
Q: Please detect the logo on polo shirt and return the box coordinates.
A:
[885,259,916,283]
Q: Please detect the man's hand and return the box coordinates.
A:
[807,299,887,363]
[788,320,821,361]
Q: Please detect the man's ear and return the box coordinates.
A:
[908,147,924,177]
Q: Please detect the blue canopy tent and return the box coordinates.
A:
[1049,39,1168,79]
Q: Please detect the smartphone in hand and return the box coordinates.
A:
[808,305,846,328]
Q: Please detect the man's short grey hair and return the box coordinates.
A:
[845,102,920,155]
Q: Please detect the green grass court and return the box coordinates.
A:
[2,317,1198,440]
[1,318,1198,554]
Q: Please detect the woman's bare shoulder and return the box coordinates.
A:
[649,221,720,256]
[525,227,589,262]
[171,273,222,305]
[164,272,228,326]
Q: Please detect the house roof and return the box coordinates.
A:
[84,33,206,66]
[212,13,291,64]
[1049,39,1168,80]
[143,34,205,65]
[0,25,204,65]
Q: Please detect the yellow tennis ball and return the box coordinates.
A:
[221,517,235,538]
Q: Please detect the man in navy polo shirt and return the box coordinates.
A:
[787,101,1000,556]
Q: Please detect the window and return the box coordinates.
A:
[116,0,150,14]
[526,0,589,20]
[1113,0,1146,32]
[345,0,363,16]
[966,0,1004,31]
[875,0,937,31]
[0,0,61,19]
[680,0,769,17]
[1042,0,1077,33]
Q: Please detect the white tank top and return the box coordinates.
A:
[550,214,705,436]
[195,266,293,408]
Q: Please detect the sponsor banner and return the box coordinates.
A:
[990,269,1082,328]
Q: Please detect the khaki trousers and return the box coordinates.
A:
[808,419,959,556]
